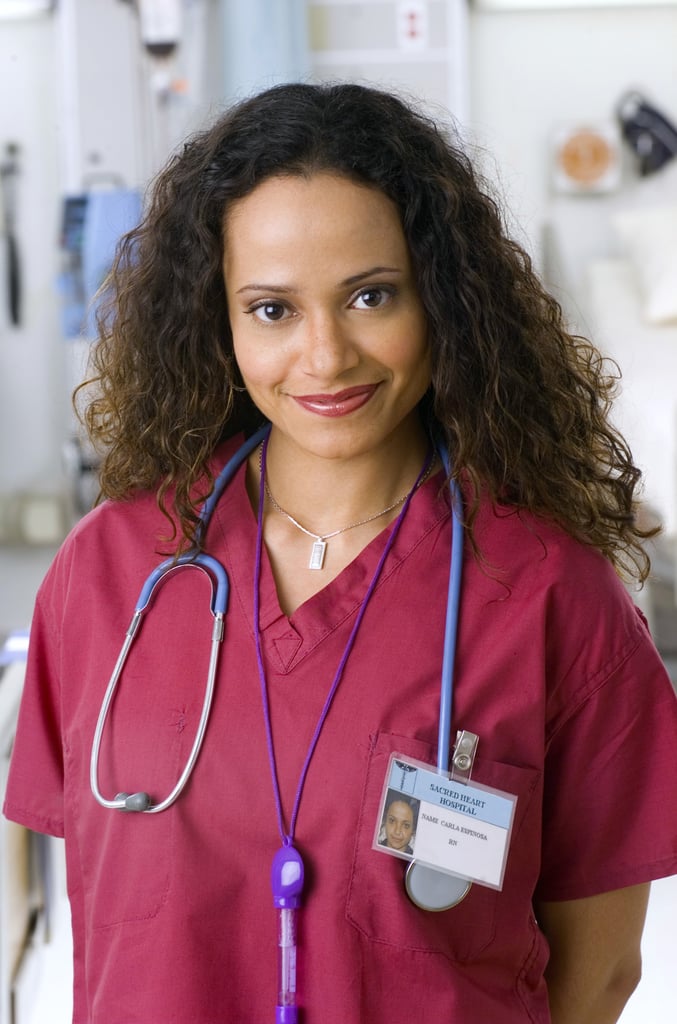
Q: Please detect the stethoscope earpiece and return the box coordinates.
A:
[405,860,471,912]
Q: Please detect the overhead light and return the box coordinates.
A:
[0,0,55,20]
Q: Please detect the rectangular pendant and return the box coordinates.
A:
[309,539,327,570]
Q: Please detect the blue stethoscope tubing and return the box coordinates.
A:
[89,425,463,814]
[89,425,269,813]
[437,444,463,773]
[404,443,470,912]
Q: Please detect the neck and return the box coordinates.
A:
[257,424,431,536]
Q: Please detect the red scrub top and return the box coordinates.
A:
[5,435,677,1024]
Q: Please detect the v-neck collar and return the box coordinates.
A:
[207,444,450,674]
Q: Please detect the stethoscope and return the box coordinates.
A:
[90,423,471,911]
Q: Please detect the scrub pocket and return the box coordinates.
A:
[345,731,539,963]
[67,728,182,932]
[67,572,218,931]
[82,807,176,931]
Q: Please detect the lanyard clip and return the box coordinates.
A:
[450,730,479,783]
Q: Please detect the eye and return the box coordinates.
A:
[248,301,290,323]
[350,286,393,310]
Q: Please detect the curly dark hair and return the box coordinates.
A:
[80,81,655,579]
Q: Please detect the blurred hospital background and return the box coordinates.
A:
[1,1,676,1021]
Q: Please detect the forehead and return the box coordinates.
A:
[222,172,407,264]
[387,801,413,818]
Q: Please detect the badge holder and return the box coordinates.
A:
[374,736,517,913]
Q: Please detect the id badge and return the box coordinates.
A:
[373,752,517,891]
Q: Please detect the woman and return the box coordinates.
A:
[379,793,418,855]
[4,82,677,1024]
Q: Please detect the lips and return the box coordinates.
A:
[291,384,381,417]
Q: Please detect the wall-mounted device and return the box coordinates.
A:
[59,187,142,339]
[550,122,621,194]
[0,142,21,325]
[137,0,182,56]
[617,91,677,177]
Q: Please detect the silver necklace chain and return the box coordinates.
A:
[260,447,435,570]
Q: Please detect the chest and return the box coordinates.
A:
[60,525,551,827]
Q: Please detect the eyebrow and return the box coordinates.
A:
[235,265,403,295]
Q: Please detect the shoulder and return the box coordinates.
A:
[59,490,165,565]
[468,495,633,608]
[464,495,655,709]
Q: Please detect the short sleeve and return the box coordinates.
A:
[537,613,677,901]
[3,580,66,837]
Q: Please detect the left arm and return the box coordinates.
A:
[536,883,650,1024]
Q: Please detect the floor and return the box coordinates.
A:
[2,544,677,1021]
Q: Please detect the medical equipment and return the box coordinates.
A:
[617,90,677,177]
[90,424,469,919]
[59,187,142,339]
[137,0,182,57]
[89,426,266,812]
[0,142,21,326]
[405,457,472,911]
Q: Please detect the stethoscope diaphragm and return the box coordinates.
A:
[405,860,471,912]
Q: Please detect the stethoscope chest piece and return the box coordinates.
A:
[405,860,471,912]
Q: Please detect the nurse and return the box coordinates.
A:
[380,794,418,855]
[4,82,677,1024]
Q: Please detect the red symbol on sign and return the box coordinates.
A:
[406,13,419,39]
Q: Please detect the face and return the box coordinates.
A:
[223,173,431,465]
[384,801,414,851]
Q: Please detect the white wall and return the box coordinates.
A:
[468,4,677,281]
[0,16,67,496]
[468,3,677,530]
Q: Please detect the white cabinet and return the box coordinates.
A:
[0,662,32,1024]
[308,1,470,121]
[0,661,72,1024]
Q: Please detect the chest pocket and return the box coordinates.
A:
[345,731,540,963]
[67,733,182,932]
[66,571,214,931]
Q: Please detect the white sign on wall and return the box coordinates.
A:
[396,0,429,51]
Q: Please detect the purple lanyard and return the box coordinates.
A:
[253,434,433,1023]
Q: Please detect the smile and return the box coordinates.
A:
[291,384,381,418]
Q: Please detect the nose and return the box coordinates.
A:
[299,311,359,379]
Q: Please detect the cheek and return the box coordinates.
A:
[392,317,430,378]
[397,345,432,402]
[232,336,279,391]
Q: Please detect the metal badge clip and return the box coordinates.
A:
[450,730,478,783]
